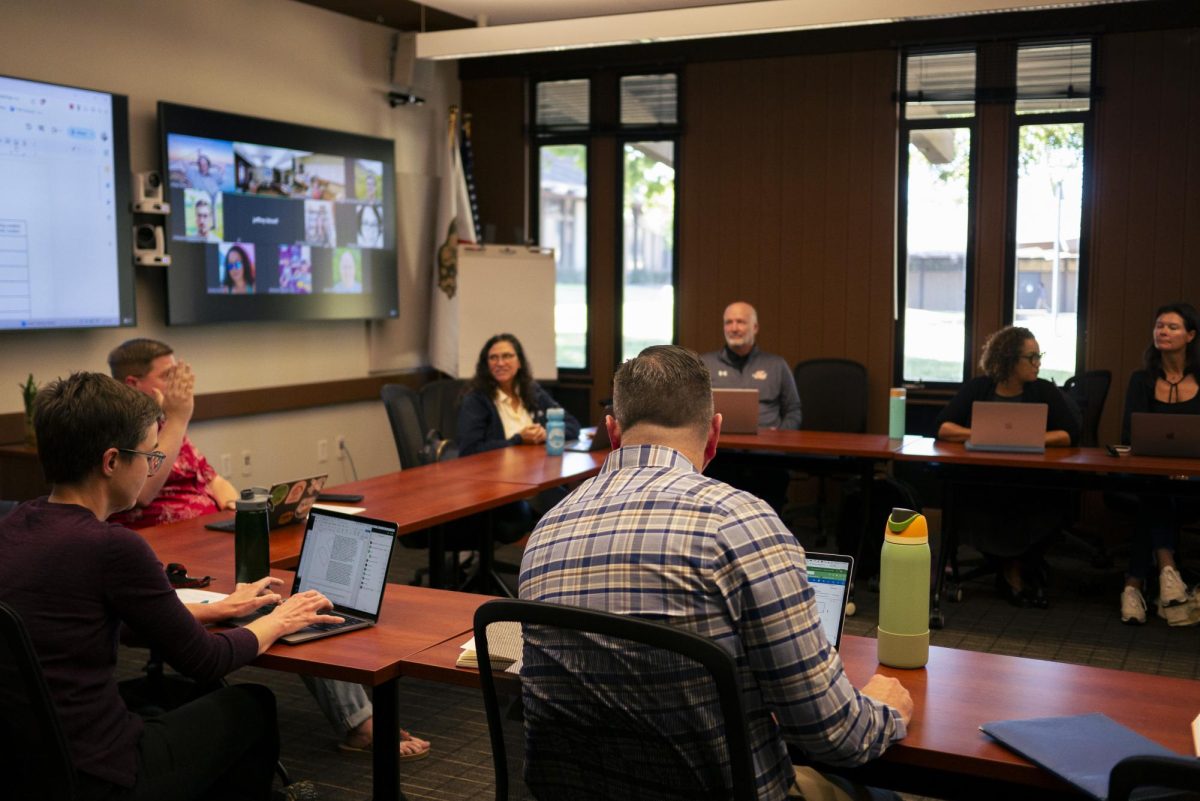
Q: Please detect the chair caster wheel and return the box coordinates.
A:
[930,610,945,629]
[845,601,856,617]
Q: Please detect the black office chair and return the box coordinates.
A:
[1059,370,1115,567]
[474,598,757,801]
[1063,369,1112,448]
[420,378,467,443]
[380,384,426,471]
[0,600,78,801]
[1108,754,1200,800]
[791,358,869,544]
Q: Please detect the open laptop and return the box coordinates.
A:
[805,551,854,651]
[713,388,759,435]
[233,507,399,645]
[205,474,328,532]
[566,404,615,452]
[1130,412,1200,458]
[965,401,1047,454]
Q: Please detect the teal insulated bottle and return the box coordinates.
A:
[877,507,930,668]
[545,407,565,456]
[888,388,906,440]
[234,487,271,584]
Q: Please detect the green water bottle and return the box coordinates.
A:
[877,507,930,668]
[234,487,271,584]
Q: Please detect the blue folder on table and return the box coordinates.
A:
[980,712,1180,800]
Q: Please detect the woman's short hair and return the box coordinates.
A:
[613,345,713,433]
[979,326,1036,383]
[467,333,537,413]
[35,372,161,485]
[1144,302,1200,377]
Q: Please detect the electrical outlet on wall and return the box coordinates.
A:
[241,450,252,476]
[317,439,328,463]
[220,453,232,476]
[336,435,346,460]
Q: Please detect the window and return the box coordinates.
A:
[535,80,591,369]
[1011,40,1091,385]
[621,141,676,361]
[539,144,588,369]
[899,49,976,383]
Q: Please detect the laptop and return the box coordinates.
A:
[1130,412,1200,458]
[965,401,1047,454]
[713,388,759,435]
[565,423,612,452]
[205,474,328,532]
[805,551,854,651]
[231,507,399,645]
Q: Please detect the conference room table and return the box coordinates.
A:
[894,436,1200,626]
[140,446,605,801]
[397,626,1200,800]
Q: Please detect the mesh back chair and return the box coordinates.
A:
[1063,370,1112,448]
[791,358,869,545]
[0,600,77,801]
[475,598,757,801]
[420,378,467,443]
[380,384,427,470]
[1108,754,1200,801]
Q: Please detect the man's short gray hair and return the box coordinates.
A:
[613,345,713,433]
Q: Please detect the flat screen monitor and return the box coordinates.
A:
[0,74,134,330]
[158,102,399,325]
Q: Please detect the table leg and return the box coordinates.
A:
[373,678,407,801]
[930,481,956,629]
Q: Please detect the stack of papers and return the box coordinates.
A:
[457,621,523,674]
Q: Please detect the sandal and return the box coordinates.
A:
[337,729,432,762]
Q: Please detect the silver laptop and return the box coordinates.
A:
[713,388,759,435]
[275,507,398,645]
[1131,412,1200,458]
[205,474,328,532]
[965,401,1047,454]
[805,551,853,651]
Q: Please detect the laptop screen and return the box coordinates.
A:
[292,508,397,621]
[806,552,853,650]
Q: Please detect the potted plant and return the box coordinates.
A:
[19,374,37,448]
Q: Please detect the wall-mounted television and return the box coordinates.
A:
[158,102,399,325]
[0,74,134,330]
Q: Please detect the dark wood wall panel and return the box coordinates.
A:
[679,49,898,431]
[461,77,526,244]
[1088,28,1200,444]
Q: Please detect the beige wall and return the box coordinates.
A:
[0,0,459,481]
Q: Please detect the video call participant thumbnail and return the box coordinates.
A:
[329,249,362,294]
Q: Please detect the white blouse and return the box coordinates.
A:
[495,388,534,439]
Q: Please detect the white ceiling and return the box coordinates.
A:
[419,0,766,27]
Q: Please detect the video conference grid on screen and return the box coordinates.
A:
[0,74,133,330]
[166,133,385,297]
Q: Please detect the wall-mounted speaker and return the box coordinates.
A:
[132,223,170,266]
[132,170,170,214]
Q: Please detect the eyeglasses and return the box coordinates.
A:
[119,448,167,474]
[1021,352,1046,364]
[488,353,518,363]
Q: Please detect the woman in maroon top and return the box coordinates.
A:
[0,373,338,800]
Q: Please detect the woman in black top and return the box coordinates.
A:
[1118,302,1200,626]
[935,326,1081,608]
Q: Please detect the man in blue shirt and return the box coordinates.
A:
[520,345,911,800]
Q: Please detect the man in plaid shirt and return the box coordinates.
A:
[520,345,912,800]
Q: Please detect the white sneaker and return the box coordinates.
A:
[1120,586,1146,625]
[1159,565,1189,607]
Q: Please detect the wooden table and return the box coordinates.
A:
[718,429,903,460]
[397,629,1200,800]
[895,437,1200,625]
[188,564,488,801]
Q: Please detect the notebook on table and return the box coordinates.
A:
[1130,412,1200,458]
[980,712,1179,800]
[228,507,398,645]
[965,401,1047,454]
[205,474,328,532]
[713,388,759,435]
[805,551,853,651]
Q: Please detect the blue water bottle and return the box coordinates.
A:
[545,407,565,456]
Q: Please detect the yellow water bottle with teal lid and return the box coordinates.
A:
[877,507,930,668]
